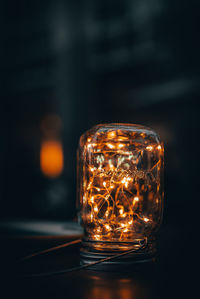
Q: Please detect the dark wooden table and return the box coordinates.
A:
[0,221,196,299]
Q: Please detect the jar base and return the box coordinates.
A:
[80,239,156,271]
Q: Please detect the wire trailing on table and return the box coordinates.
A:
[20,237,147,278]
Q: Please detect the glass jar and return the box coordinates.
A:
[77,124,164,267]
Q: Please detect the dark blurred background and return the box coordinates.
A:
[1,0,199,228]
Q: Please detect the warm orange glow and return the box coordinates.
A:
[40,140,64,178]
[143,217,149,223]
[146,145,153,151]
[78,124,164,246]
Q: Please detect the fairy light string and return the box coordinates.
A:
[81,129,163,243]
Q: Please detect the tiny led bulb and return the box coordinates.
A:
[105,224,111,230]
[157,145,162,150]
[90,196,94,203]
[146,145,153,151]
[119,209,124,215]
[144,217,149,223]
[94,206,98,212]
[107,131,116,138]
[134,196,139,202]
[94,234,100,240]
[107,143,115,149]
[103,181,106,187]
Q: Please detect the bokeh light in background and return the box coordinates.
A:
[1,0,199,228]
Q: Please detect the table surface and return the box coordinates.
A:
[0,221,196,299]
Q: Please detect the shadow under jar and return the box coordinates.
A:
[77,124,164,269]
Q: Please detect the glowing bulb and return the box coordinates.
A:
[128,220,133,225]
[134,196,139,202]
[94,234,100,240]
[121,178,126,184]
[94,206,98,212]
[90,196,94,203]
[117,143,124,149]
[107,143,115,149]
[107,131,116,138]
[157,145,161,150]
[103,181,106,187]
[119,209,124,215]
[144,217,149,222]
[105,211,109,217]
[146,145,153,151]
[105,224,111,230]
[123,228,128,233]
[109,161,114,170]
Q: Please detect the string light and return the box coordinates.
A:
[78,124,164,254]
[146,145,153,151]
[143,217,149,223]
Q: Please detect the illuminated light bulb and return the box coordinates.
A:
[121,178,126,184]
[40,140,64,178]
[124,181,129,188]
[83,195,86,204]
[94,234,100,240]
[117,143,125,149]
[109,161,114,170]
[94,206,98,212]
[105,224,111,230]
[87,144,92,149]
[119,209,124,215]
[146,145,153,151]
[105,211,109,217]
[78,123,164,267]
[107,143,115,149]
[107,131,116,138]
[144,217,149,223]
[133,196,139,202]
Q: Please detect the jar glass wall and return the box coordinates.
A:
[77,124,164,264]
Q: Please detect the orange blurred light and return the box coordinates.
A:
[40,140,64,178]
